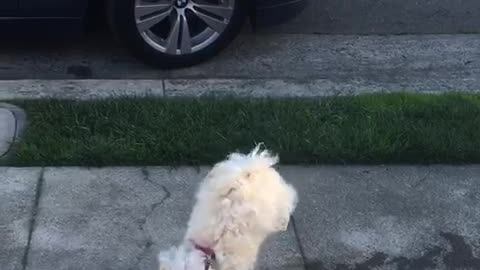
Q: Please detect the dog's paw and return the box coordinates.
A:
[159,265,169,270]
[275,217,289,231]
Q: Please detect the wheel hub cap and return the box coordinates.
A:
[174,0,188,8]
[134,0,235,55]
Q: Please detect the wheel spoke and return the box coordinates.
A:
[136,9,171,32]
[165,13,182,54]
[180,15,192,54]
[191,8,228,33]
[192,3,233,18]
[135,2,171,18]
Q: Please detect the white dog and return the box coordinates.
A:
[158,146,298,270]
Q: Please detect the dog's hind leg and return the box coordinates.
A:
[216,253,256,270]
[215,239,259,270]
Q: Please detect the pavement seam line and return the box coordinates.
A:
[291,216,308,270]
[21,168,45,270]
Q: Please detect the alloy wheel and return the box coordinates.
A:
[134,0,235,55]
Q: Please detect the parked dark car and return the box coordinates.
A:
[0,0,305,68]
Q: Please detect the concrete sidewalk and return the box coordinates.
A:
[1,166,480,270]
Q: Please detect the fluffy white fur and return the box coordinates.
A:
[158,146,298,270]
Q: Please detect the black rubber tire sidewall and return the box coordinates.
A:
[108,0,248,68]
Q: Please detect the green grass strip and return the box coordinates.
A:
[8,92,480,166]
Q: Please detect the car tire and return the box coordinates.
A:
[107,0,248,68]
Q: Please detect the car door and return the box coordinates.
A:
[19,0,87,17]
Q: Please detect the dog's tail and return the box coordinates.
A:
[226,143,279,171]
[201,144,280,199]
[248,143,279,165]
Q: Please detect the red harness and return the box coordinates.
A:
[193,243,216,270]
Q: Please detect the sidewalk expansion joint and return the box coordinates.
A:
[291,216,308,270]
[161,80,166,97]
[21,168,45,270]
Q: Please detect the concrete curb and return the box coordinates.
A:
[1,78,480,100]
[162,78,480,97]
[0,80,164,100]
[0,103,26,161]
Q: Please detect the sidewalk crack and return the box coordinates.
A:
[141,167,171,209]
[132,168,171,269]
[412,167,432,189]
[21,168,45,270]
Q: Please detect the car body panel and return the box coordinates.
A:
[0,0,305,37]
[0,0,18,12]
[1,0,304,23]
[18,0,87,17]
